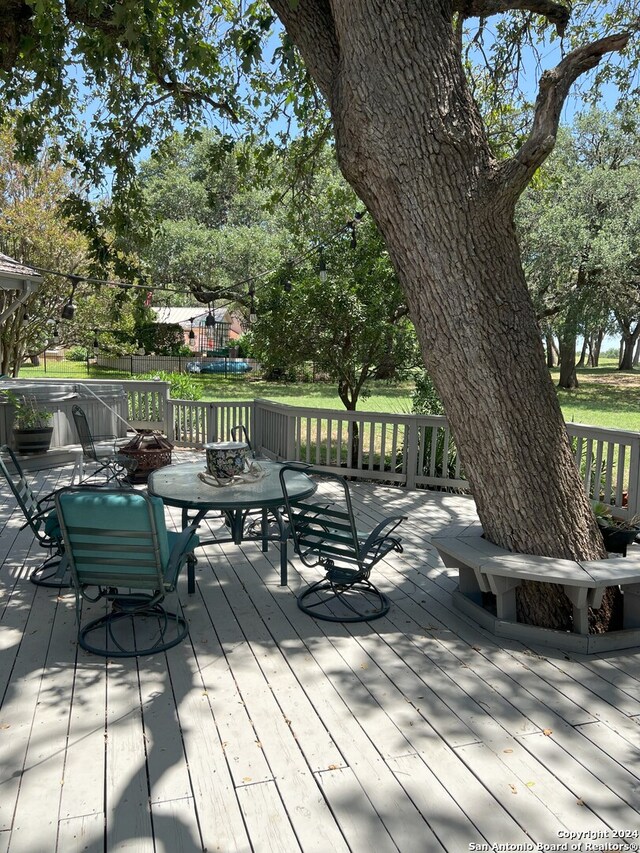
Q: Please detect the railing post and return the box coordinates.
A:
[207,402,217,443]
[405,417,419,490]
[252,400,262,454]
[286,414,297,461]
[166,399,175,442]
[627,437,640,517]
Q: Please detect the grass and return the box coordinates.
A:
[551,360,640,432]
[196,377,416,413]
[13,358,640,432]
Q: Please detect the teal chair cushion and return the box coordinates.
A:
[58,490,171,569]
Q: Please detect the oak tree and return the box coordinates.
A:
[1,0,637,627]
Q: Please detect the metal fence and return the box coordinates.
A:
[16,352,260,379]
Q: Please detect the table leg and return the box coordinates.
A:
[187,555,196,595]
[261,508,269,552]
[270,506,288,586]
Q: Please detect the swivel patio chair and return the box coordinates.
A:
[72,404,138,486]
[231,423,255,456]
[279,464,405,622]
[54,487,199,657]
[0,444,67,587]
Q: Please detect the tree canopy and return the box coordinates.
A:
[0,0,636,257]
[517,108,640,381]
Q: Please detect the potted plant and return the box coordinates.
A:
[3,391,54,454]
[593,502,640,556]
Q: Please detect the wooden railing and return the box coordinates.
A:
[159,394,639,516]
[566,423,640,521]
[17,376,631,516]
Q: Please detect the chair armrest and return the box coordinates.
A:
[36,490,58,513]
[167,523,200,571]
[358,515,406,558]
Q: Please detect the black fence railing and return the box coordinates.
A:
[16,352,260,379]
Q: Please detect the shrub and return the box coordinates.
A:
[139,371,202,401]
[66,346,89,361]
[411,370,445,415]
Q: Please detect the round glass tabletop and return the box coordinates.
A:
[147,458,316,510]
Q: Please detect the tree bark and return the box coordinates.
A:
[576,336,588,369]
[544,330,557,367]
[268,2,613,629]
[618,320,640,370]
[558,330,579,388]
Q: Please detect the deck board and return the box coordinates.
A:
[1,460,640,851]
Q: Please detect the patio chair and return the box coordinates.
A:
[72,404,138,486]
[279,464,405,622]
[54,487,199,657]
[0,444,67,587]
[230,423,255,456]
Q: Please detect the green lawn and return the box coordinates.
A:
[551,361,640,432]
[197,377,416,414]
[197,365,640,432]
[14,359,640,432]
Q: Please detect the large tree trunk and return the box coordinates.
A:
[619,330,639,369]
[544,331,557,368]
[270,0,614,628]
[558,330,579,388]
[592,329,604,366]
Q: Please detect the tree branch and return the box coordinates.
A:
[266,0,339,105]
[454,0,570,36]
[498,32,630,198]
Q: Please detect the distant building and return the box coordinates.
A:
[150,306,242,352]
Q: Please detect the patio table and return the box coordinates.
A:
[147,459,316,591]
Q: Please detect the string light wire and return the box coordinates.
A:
[0,210,367,314]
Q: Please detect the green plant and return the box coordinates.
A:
[138,371,202,401]
[411,370,445,416]
[593,502,640,531]
[67,345,89,361]
[3,391,53,429]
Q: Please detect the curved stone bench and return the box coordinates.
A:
[432,525,640,653]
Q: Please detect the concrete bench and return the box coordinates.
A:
[432,532,640,635]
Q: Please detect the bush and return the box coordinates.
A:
[66,346,89,361]
[411,370,445,415]
[234,334,255,359]
[139,371,202,401]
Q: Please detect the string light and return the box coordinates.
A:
[205,308,216,328]
[61,275,80,320]
[1,209,369,317]
[318,246,327,283]
[188,318,195,342]
[283,260,293,293]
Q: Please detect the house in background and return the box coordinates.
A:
[0,252,43,325]
[150,306,242,352]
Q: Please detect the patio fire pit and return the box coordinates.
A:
[120,431,173,484]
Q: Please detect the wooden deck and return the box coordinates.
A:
[1,458,640,852]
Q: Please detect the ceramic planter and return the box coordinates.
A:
[13,427,54,454]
